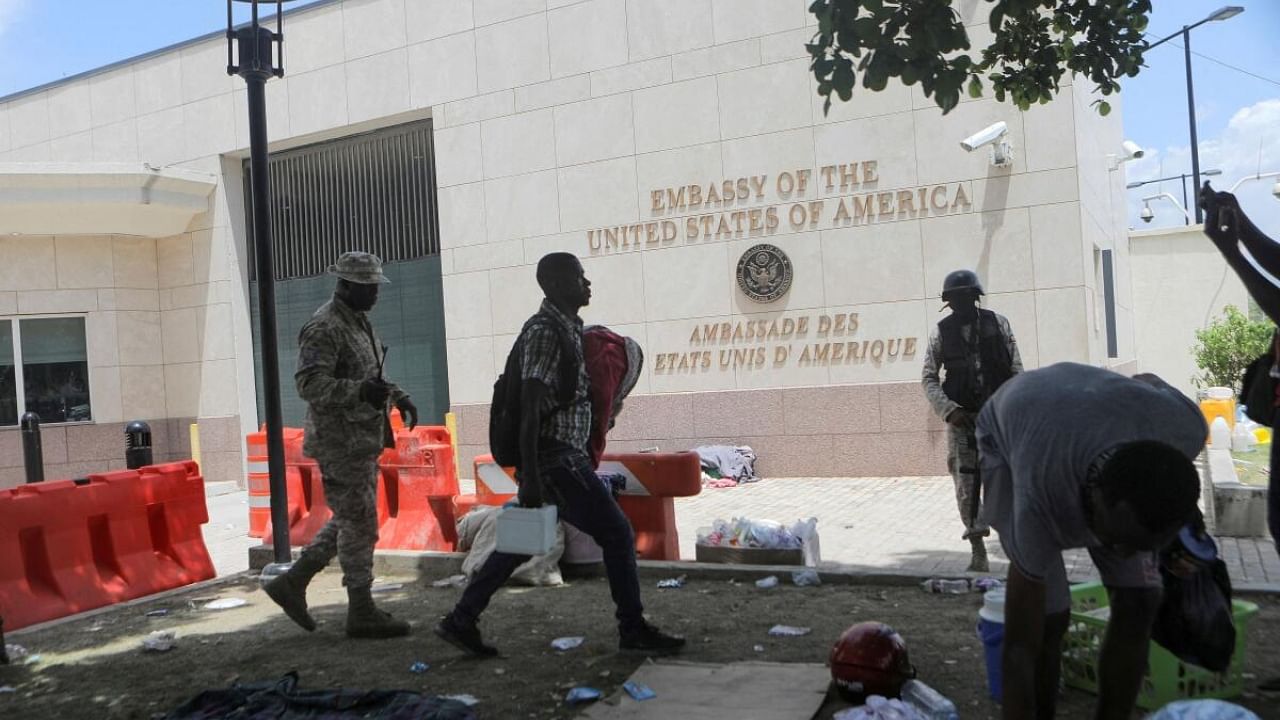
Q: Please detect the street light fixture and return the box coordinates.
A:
[1146,6,1243,224]
[1141,193,1192,224]
[1127,169,1221,225]
[1228,171,1280,196]
[226,0,300,572]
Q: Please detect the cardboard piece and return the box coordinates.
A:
[581,661,830,719]
[694,545,805,566]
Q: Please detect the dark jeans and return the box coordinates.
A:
[451,446,645,632]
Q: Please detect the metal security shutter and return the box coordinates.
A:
[243,120,440,281]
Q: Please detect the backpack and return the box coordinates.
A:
[489,314,579,468]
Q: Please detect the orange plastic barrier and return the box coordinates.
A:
[0,462,216,631]
[464,451,702,560]
[263,425,460,552]
[246,427,305,538]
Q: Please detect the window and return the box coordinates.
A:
[0,317,92,426]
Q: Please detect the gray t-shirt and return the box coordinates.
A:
[975,362,1206,581]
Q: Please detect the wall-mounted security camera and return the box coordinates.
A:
[1140,206,1154,223]
[959,121,1012,167]
[1108,140,1146,171]
[1272,181,1280,200]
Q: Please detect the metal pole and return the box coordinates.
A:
[237,24,291,564]
[20,412,43,484]
[1181,173,1190,226]
[1184,27,1203,224]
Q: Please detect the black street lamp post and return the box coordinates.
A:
[1146,6,1243,224]
[226,0,298,569]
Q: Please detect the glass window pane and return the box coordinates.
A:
[20,317,91,423]
[0,321,15,426]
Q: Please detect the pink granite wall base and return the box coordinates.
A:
[451,382,948,479]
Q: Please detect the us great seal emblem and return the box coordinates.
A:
[736,244,793,303]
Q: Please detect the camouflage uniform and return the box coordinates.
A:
[921,314,1022,540]
[294,296,405,589]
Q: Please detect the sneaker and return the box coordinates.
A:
[434,614,499,657]
[619,622,686,655]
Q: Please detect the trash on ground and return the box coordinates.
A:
[0,686,15,694]
[204,598,248,611]
[756,575,779,589]
[432,574,468,588]
[753,644,765,652]
[408,661,429,674]
[973,577,1003,592]
[141,630,177,652]
[371,582,404,593]
[22,654,41,665]
[656,575,686,589]
[564,687,602,706]
[441,694,479,707]
[768,625,811,637]
[551,636,585,651]
[921,578,971,594]
[145,609,170,617]
[792,569,821,586]
[5,644,28,662]
[623,681,656,701]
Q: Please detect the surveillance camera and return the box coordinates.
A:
[1140,206,1154,223]
[960,121,1009,152]
[1122,140,1144,161]
[1272,180,1280,200]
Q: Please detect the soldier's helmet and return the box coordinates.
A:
[941,269,983,301]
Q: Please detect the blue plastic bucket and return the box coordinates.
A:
[977,617,1004,701]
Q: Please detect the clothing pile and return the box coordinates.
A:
[162,672,476,719]
[694,445,759,488]
[455,506,565,586]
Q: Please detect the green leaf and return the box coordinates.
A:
[967,75,982,98]
[1097,100,1111,116]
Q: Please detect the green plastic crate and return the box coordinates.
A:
[1062,581,1259,710]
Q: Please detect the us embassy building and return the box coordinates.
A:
[0,0,1149,487]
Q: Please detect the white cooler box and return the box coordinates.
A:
[495,505,559,555]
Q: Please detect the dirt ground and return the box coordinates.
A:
[2,569,1278,719]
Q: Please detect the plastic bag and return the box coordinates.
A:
[833,695,927,720]
[1152,528,1236,673]
[1146,700,1261,720]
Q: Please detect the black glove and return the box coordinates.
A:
[517,475,544,508]
[359,378,391,408]
[396,397,418,430]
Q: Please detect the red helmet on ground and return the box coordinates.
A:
[829,621,915,701]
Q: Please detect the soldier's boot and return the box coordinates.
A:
[346,586,411,639]
[263,554,327,632]
[967,536,990,573]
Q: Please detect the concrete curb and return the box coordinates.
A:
[247,545,1280,594]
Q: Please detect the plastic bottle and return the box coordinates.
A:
[1210,416,1231,447]
[1231,422,1254,452]
[921,578,971,594]
[899,679,959,720]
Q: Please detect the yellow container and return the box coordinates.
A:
[1254,427,1271,444]
[1200,389,1236,436]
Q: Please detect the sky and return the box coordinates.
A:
[0,0,1277,235]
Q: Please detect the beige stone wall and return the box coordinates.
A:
[1130,225,1249,397]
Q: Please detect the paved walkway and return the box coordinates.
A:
[204,475,1279,589]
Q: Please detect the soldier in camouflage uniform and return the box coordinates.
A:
[921,269,1022,572]
[264,251,418,639]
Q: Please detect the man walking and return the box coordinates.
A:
[977,363,1204,719]
[434,252,684,657]
[264,251,417,639]
[921,269,1022,572]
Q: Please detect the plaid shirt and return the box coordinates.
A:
[520,299,592,454]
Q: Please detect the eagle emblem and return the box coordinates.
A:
[736,244,793,303]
